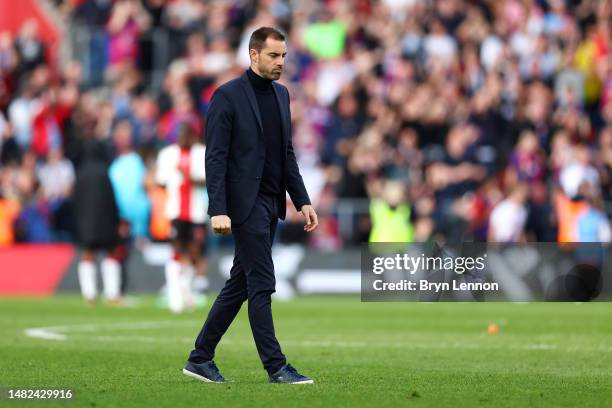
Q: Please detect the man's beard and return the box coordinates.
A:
[260,64,282,80]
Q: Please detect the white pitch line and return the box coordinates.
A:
[24,320,199,341]
[24,321,612,353]
[24,328,67,341]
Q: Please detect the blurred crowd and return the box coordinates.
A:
[0,0,610,249]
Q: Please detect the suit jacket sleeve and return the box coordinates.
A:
[284,89,311,211]
[205,89,233,217]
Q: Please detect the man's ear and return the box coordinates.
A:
[249,49,258,63]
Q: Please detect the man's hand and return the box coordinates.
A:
[301,205,318,232]
[211,215,232,235]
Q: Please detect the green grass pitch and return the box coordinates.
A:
[0,295,610,407]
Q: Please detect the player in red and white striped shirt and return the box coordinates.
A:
[156,122,208,313]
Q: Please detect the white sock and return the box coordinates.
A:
[181,264,195,309]
[78,260,97,301]
[101,258,121,300]
[165,259,183,313]
[193,275,209,292]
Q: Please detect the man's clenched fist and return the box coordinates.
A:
[211,215,232,235]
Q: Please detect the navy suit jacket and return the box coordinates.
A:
[205,72,311,224]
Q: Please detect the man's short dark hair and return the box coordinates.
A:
[249,27,285,52]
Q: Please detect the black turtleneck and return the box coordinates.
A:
[247,67,283,196]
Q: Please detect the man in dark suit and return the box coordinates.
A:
[183,27,319,384]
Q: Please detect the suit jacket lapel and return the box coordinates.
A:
[239,73,264,137]
[272,83,289,153]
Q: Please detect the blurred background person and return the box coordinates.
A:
[73,141,123,306]
[108,119,151,246]
[488,183,529,243]
[368,179,414,243]
[156,122,208,313]
[37,147,75,241]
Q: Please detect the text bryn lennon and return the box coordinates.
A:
[373,280,499,292]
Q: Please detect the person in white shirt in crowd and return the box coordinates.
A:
[488,183,529,242]
[37,147,75,201]
[560,143,600,199]
[38,147,76,240]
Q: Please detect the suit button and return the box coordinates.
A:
[256,176,261,180]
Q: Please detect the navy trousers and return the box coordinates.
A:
[188,192,286,375]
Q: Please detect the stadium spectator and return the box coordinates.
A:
[369,179,414,243]
[15,20,46,76]
[0,192,19,246]
[559,142,600,199]
[106,0,151,75]
[38,146,75,240]
[488,183,529,242]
